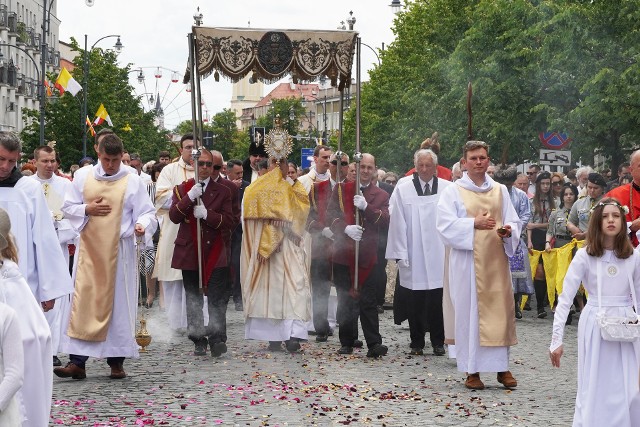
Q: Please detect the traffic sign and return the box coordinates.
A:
[539,149,571,167]
[539,132,571,149]
[301,148,314,169]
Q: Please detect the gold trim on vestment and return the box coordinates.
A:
[68,173,128,341]
[458,185,517,347]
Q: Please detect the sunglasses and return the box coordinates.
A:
[552,181,563,186]
[197,161,222,170]
[526,171,536,175]
[331,160,349,166]
[384,180,397,184]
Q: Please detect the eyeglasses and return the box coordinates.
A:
[197,161,213,167]
[331,160,349,166]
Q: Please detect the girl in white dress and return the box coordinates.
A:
[0,301,24,426]
[550,197,640,427]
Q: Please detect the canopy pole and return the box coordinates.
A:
[352,36,362,296]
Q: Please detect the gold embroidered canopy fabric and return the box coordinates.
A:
[186,27,358,88]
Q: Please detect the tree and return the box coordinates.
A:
[20,37,169,168]
[345,0,640,174]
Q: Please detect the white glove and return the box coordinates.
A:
[398,259,410,268]
[193,205,207,220]
[321,227,334,240]
[344,225,363,241]
[353,194,368,211]
[187,183,204,201]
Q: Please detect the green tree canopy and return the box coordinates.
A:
[346,0,640,174]
[21,37,169,169]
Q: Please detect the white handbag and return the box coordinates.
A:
[596,255,640,342]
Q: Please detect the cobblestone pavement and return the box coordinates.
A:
[50,301,578,426]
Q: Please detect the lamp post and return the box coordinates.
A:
[389,0,402,14]
[0,44,42,143]
[81,34,123,157]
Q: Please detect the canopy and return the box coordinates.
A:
[185,27,358,89]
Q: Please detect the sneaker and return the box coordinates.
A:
[109,364,126,379]
[337,346,353,354]
[54,362,86,380]
[211,342,227,358]
[497,371,517,388]
[465,373,484,390]
[366,343,388,358]
[53,355,62,367]
[433,345,446,356]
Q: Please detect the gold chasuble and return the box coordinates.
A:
[458,185,517,347]
[68,172,129,341]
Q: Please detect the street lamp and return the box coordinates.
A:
[390,0,402,14]
[81,34,123,157]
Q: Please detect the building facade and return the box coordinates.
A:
[0,0,60,133]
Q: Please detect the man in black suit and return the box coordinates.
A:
[227,158,250,311]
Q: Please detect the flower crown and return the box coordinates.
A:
[590,201,629,215]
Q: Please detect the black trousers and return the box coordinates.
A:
[333,264,381,348]
[230,236,243,304]
[373,245,388,306]
[182,267,230,344]
[71,354,124,368]
[407,288,445,349]
[311,257,332,336]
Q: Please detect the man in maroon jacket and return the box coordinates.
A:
[326,153,390,358]
[306,152,349,342]
[170,149,240,357]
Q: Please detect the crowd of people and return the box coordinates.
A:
[3,125,640,426]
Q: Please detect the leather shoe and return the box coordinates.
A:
[109,364,126,379]
[366,343,388,358]
[353,340,363,348]
[409,348,423,356]
[337,346,353,354]
[497,371,517,388]
[315,334,328,343]
[285,339,301,353]
[53,355,62,367]
[234,301,243,312]
[537,310,548,319]
[376,305,384,314]
[268,341,283,352]
[211,342,227,358]
[194,338,208,356]
[465,373,484,390]
[54,362,86,380]
[433,345,446,356]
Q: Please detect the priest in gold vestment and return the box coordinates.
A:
[57,134,157,380]
[241,159,311,352]
[436,141,522,391]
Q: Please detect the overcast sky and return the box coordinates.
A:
[56,0,398,130]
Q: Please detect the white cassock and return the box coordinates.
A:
[60,164,157,358]
[30,173,78,356]
[0,177,74,303]
[153,159,195,330]
[0,259,52,427]
[436,173,520,373]
[386,176,451,290]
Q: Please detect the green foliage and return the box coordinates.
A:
[347,0,640,173]
[20,37,169,169]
